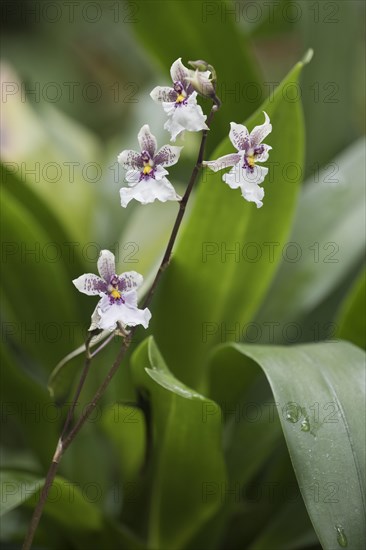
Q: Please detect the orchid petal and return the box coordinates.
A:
[240,180,265,208]
[72,274,106,296]
[97,250,116,282]
[118,272,143,291]
[255,144,272,163]
[138,124,157,157]
[97,295,151,330]
[222,162,243,190]
[170,57,190,84]
[250,111,272,148]
[117,149,142,170]
[88,304,103,331]
[120,177,181,207]
[203,153,241,172]
[153,165,170,180]
[125,169,142,184]
[150,86,177,103]
[154,144,182,167]
[229,122,250,152]
[164,92,208,141]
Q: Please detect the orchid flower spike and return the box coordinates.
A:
[118,124,182,207]
[150,58,209,142]
[73,250,151,331]
[203,112,272,208]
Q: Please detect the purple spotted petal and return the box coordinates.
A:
[118,271,143,291]
[97,250,116,283]
[203,153,241,173]
[154,144,182,167]
[170,58,190,87]
[138,125,157,157]
[250,112,272,149]
[229,122,250,152]
[118,149,143,170]
[150,86,177,103]
[73,274,106,296]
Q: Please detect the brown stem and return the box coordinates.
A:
[22,442,62,550]
[22,104,218,550]
[143,105,217,309]
[59,332,94,441]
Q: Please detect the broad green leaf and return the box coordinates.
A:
[1,471,102,531]
[100,404,145,484]
[255,138,366,338]
[0,471,43,516]
[151,52,311,389]
[0,344,58,468]
[29,476,102,534]
[1,164,86,280]
[1,186,84,371]
[130,336,226,549]
[209,341,366,549]
[208,348,313,549]
[133,0,262,150]
[336,268,366,350]
[1,65,99,242]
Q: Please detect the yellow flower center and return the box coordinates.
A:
[110,289,121,300]
[176,93,186,103]
[143,164,153,175]
[247,154,255,168]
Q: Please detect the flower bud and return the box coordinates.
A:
[188,59,217,87]
[186,60,220,107]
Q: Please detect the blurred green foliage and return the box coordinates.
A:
[1,1,365,549]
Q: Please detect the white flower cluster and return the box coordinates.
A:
[73,58,273,331]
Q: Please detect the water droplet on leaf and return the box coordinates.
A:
[301,416,311,432]
[284,402,301,423]
[335,525,348,547]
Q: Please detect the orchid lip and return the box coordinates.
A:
[139,169,155,181]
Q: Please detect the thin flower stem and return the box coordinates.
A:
[22,332,93,550]
[22,104,218,550]
[90,331,116,359]
[22,460,60,550]
[143,105,218,308]
[59,332,94,441]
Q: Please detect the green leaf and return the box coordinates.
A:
[0,344,58,468]
[1,164,86,280]
[151,52,311,389]
[1,471,102,531]
[100,403,146,484]
[209,341,366,549]
[0,470,43,516]
[255,138,366,336]
[336,268,366,350]
[1,182,84,372]
[30,476,102,533]
[248,498,319,550]
[300,0,364,174]
[130,336,227,549]
[133,0,262,150]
